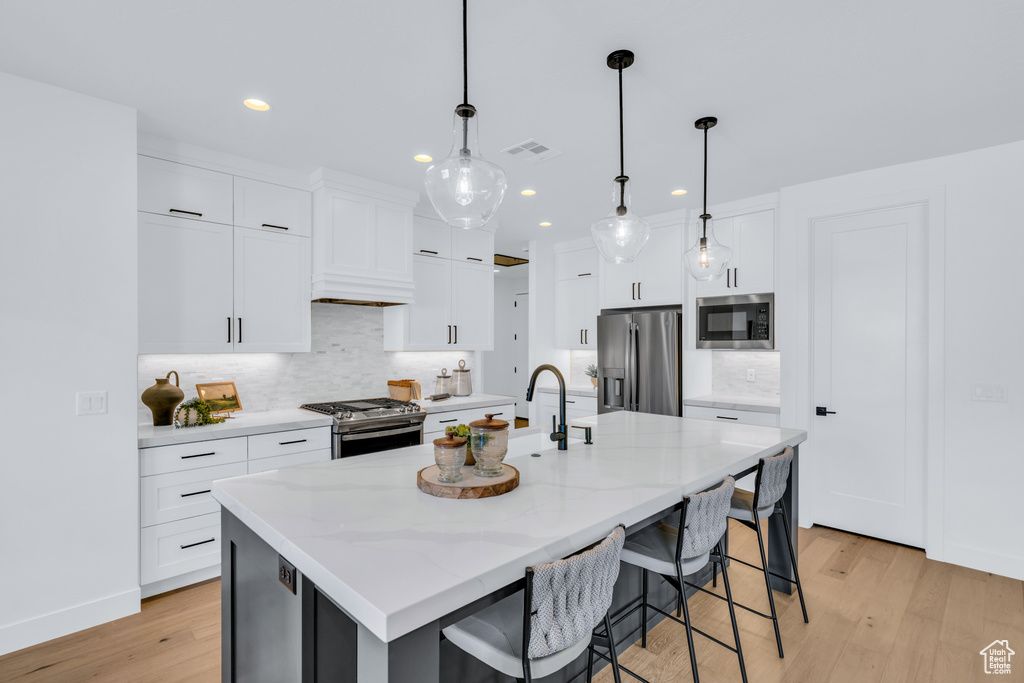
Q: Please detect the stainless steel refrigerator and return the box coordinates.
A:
[597,308,682,416]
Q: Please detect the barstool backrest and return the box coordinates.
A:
[525,525,625,659]
[679,476,735,560]
[754,446,794,509]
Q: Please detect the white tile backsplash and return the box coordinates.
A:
[569,350,598,388]
[138,304,471,422]
[711,351,781,400]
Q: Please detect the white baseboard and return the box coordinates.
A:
[943,541,1024,582]
[141,565,220,598]
[0,587,140,657]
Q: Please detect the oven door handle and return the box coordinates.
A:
[339,424,423,441]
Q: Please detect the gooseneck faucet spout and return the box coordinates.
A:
[525,364,568,451]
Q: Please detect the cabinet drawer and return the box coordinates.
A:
[248,427,331,460]
[452,228,494,263]
[555,248,599,280]
[138,156,233,225]
[424,409,474,435]
[233,177,311,237]
[470,404,515,423]
[140,437,248,477]
[248,449,331,474]
[141,512,222,585]
[141,462,247,527]
[684,405,780,427]
[412,217,452,259]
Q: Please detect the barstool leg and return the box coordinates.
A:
[712,560,718,588]
[717,541,748,683]
[586,643,595,683]
[641,568,649,648]
[604,613,623,683]
[754,516,785,658]
[778,504,809,623]
[676,561,701,683]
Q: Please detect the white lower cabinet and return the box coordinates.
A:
[139,426,331,595]
[538,394,598,435]
[422,404,515,440]
[683,405,780,427]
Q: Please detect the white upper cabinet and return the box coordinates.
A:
[452,228,494,264]
[233,178,311,237]
[600,225,683,308]
[412,216,453,260]
[556,277,599,349]
[138,156,233,226]
[556,246,599,280]
[696,209,774,296]
[451,261,494,348]
[233,227,311,352]
[311,168,419,305]
[138,213,234,354]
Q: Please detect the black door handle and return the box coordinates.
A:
[815,406,836,416]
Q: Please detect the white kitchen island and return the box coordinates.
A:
[212,411,807,682]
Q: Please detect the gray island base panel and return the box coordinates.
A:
[214,412,806,683]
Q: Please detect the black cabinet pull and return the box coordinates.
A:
[169,208,202,217]
[278,439,307,445]
[632,282,636,300]
[420,249,438,255]
[716,415,739,420]
[581,329,584,345]
[227,316,232,343]
[637,282,641,299]
[727,269,731,288]
[181,452,216,459]
[438,418,458,423]
[180,538,215,550]
[454,325,458,344]
[577,273,592,277]
[733,267,738,287]
[448,325,452,344]
[238,318,242,343]
[585,329,588,344]
[490,412,503,416]
[180,489,211,498]
[467,257,483,262]
[261,223,289,230]
[566,400,576,404]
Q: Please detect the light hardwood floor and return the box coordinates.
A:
[1,523,1020,682]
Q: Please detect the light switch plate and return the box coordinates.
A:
[971,384,1008,403]
[76,391,108,415]
[746,369,756,382]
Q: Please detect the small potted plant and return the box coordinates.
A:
[445,424,475,465]
[585,364,598,388]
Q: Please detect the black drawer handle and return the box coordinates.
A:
[438,418,458,423]
[278,439,307,445]
[467,257,483,262]
[420,249,438,254]
[169,208,202,217]
[716,416,739,421]
[262,223,289,230]
[577,272,592,277]
[181,452,216,459]
[490,412,503,416]
[180,538,215,550]
[566,400,576,404]
[180,489,211,498]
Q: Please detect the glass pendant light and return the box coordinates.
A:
[683,116,732,280]
[424,0,507,229]
[591,50,651,264]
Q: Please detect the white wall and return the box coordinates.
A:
[527,239,570,424]
[779,140,1024,580]
[481,267,527,401]
[0,72,139,654]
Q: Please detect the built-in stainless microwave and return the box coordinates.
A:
[696,293,774,349]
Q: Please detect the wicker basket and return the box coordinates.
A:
[388,380,413,401]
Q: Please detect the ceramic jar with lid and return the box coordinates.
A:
[432,435,467,483]
[452,359,472,396]
[468,413,509,477]
[435,368,452,396]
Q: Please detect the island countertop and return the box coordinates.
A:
[211,411,806,644]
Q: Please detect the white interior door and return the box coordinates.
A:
[515,293,529,419]
[812,204,927,546]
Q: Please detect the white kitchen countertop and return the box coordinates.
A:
[138,408,333,448]
[684,394,781,414]
[537,386,598,398]
[211,411,806,643]
[412,393,516,413]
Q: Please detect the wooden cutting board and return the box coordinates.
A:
[417,464,519,499]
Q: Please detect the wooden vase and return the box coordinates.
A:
[142,371,184,426]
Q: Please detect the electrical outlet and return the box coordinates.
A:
[76,391,108,415]
[279,555,297,593]
[746,369,756,383]
[971,383,1008,402]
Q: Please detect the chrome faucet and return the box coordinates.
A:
[525,364,568,450]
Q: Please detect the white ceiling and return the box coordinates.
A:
[3,1,1023,254]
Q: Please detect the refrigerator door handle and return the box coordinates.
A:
[625,321,634,411]
[628,322,640,411]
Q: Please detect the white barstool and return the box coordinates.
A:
[618,477,747,683]
[443,525,626,683]
[716,446,808,658]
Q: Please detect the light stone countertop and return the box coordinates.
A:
[683,394,781,414]
[138,409,333,449]
[211,411,806,643]
[412,393,517,414]
[536,386,598,398]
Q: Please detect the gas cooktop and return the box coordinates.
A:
[300,397,424,423]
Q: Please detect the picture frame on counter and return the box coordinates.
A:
[195,381,242,416]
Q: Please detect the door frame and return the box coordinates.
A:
[792,187,945,560]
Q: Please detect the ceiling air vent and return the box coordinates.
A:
[502,139,561,163]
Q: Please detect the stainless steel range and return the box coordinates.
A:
[300,398,426,459]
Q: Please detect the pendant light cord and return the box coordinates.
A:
[617,65,626,212]
[701,124,709,238]
[462,0,469,106]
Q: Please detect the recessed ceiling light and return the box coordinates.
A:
[671,189,688,195]
[520,189,536,196]
[414,154,433,163]
[539,221,551,227]
[243,98,270,111]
